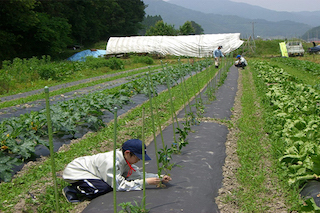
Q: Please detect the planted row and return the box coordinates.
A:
[253,60,320,209]
[271,57,320,77]
[0,59,212,182]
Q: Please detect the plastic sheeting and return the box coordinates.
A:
[67,49,106,62]
[106,33,243,57]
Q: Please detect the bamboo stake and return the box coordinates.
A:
[165,63,180,129]
[177,59,188,118]
[142,108,146,210]
[163,63,178,145]
[146,72,160,177]
[149,67,165,149]
[195,64,204,104]
[44,86,60,213]
[113,107,118,213]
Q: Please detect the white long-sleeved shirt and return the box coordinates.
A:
[235,56,248,66]
[62,150,158,191]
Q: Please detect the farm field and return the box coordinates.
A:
[0,47,320,212]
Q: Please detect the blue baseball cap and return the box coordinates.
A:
[122,139,151,160]
[236,55,241,58]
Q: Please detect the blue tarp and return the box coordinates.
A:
[67,49,106,62]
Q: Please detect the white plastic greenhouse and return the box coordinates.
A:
[106,33,243,57]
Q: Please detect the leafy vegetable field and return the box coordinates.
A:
[252,59,320,211]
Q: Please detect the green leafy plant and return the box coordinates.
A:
[118,201,149,213]
[158,145,174,175]
[172,123,190,154]
[253,60,320,211]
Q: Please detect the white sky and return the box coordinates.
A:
[230,0,320,12]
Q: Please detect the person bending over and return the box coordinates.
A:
[62,139,172,203]
[234,55,248,69]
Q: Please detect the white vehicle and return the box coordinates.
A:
[286,41,304,56]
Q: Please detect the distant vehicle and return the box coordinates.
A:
[308,42,320,54]
[286,41,304,57]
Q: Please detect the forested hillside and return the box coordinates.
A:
[0,0,145,63]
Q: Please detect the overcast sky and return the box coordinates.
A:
[230,0,320,12]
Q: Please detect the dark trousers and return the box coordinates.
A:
[235,62,246,68]
[71,179,113,200]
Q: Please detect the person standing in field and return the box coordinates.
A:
[213,45,224,68]
[62,139,172,203]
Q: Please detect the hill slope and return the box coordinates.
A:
[167,0,320,27]
[143,0,312,38]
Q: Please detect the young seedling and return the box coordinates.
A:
[158,145,174,176]
[172,123,190,154]
[118,201,149,213]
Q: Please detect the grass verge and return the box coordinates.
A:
[0,65,162,110]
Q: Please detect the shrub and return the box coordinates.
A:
[106,57,124,70]
[130,55,154,65]
[0,70,12,95]
[37,64,57,80]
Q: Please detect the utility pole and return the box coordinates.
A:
[250,22,256,52]
[251,22,255,41]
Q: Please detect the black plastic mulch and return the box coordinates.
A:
[82,66,239,213]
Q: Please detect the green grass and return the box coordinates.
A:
[236,67,272,211]
[0,65,161,109]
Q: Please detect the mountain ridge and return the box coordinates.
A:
[143,0,313,38]
[167,0,320,27]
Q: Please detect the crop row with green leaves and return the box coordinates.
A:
[0,59,211,182]
[252,60,320,210]
[271,57,320,77]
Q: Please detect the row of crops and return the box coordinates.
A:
[252,60,320,210]
[0,58,220,182]
[0,53,234,212]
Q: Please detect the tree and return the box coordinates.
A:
[179,21,195,35]
[0,0,39,61]
[146,20,178,36]
[0,0,146,63]
[302,26,320,41]
[140,15,163,35]
[190,21,204,35]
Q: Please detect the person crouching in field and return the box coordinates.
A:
[234,55,248,69]
[62,139,172,203]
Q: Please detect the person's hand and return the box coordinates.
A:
[146,177,161,185]
[161,175,172,183]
